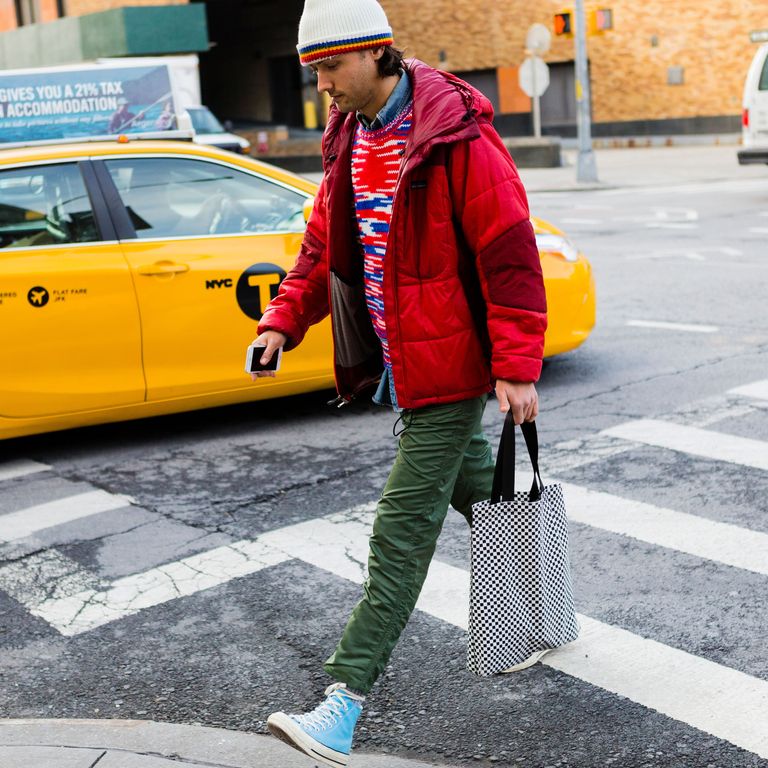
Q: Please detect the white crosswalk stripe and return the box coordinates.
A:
[601,420,768,472]
[0,490,135,544]
[548,381,768,473]
[0,459,50,483]
[626,319,719,333]
[559,481,768,576]
[22,540,291,636]
[729,379,768,401]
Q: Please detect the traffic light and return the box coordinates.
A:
[554,11,573,37]
[596,8,613,29]
[589,7,613,34]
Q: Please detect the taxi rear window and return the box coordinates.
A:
[760,53,768,91]
[0,163,99,249]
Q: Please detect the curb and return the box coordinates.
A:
[0,719,455,768]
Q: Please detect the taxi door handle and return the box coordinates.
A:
[137,261,190,276]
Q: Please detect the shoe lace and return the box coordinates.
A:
[297,688,351,730]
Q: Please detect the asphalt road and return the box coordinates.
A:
[1,148,767,768]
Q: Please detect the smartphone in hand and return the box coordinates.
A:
[245,343,282,373]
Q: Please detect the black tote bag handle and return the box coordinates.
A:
[491,413,544,504]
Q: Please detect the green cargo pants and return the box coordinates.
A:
[323,395,494,693]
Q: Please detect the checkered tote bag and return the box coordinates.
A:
[467,415,579,676]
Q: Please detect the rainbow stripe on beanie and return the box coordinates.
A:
[298,31,394,66]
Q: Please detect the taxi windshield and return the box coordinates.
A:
[186,108,226,134]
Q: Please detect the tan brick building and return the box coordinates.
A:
[1,0,766,135]
[380,0,768,135]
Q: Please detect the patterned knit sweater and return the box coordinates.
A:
[351,103,413,367]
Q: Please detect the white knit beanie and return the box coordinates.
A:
[297,0,393,66]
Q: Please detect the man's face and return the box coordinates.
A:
[310,50,381,114]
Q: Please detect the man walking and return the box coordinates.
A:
[252,0,547,764]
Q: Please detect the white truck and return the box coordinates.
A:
[0,55,249,153]
[738,43,768,165]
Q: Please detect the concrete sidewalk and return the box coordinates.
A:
[0,719,456,768]
[516,141,768,193]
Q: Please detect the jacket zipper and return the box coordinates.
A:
[384,155,412,406]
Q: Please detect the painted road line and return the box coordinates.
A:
[559,218,601,225]
[547,387,766,473]
[259,502,376,583]
[0,460,50,482]
[559,482,768,576]
[729,380,768,402]
[262,508,768,760]
[259,506,467,626]
[668,391,766,428]
[645,223,698,230]
[626,320,718,333]
[601,420,768,472]
[547,616,768,760]
[543,434,642,474]
[26,540,291,636]
[0,490,135,543]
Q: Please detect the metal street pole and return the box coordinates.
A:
[532,56,541,138]
[574,0,598,182]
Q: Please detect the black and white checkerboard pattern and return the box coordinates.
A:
[467,482,580,676]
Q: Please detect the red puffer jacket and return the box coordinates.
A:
[259,59,547,409]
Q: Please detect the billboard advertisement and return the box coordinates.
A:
[0,64,177,144]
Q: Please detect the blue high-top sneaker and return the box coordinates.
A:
[267,682,364,767]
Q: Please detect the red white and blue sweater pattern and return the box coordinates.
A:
[351,104,413,368]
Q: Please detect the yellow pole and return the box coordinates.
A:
[303,99,318,130]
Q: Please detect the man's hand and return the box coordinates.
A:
[249,330,288,380]
[495,380,538,424]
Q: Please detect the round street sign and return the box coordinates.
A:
[525,23,552,55]
[519,57,550,98]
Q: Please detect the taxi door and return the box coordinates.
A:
[0,160,144,418]
[93,154,331,401]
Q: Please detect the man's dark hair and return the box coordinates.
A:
[377,46,405,77]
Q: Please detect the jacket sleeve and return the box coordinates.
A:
[449,123,547,383]
[257,176,330,350]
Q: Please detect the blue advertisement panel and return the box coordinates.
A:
[0,65,176,144]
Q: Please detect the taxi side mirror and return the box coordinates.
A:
[303,197,314,223]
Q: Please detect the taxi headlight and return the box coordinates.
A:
[535,233,580,262]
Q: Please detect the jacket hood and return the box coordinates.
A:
[406,59,494,141]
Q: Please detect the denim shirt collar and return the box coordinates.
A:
[356,69,412,131]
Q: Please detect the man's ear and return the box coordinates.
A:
[370,46,385,61]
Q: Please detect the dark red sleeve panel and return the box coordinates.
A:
[479,219,547,313]
[257,178,330,350]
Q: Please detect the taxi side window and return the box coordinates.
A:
[104,157,308,239]
[760,54,768,91]
[0,163,99,249]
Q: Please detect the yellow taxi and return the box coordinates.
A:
[0,139,595,440]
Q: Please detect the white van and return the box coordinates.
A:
[738,43,768,165]
[184,106,251,154]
